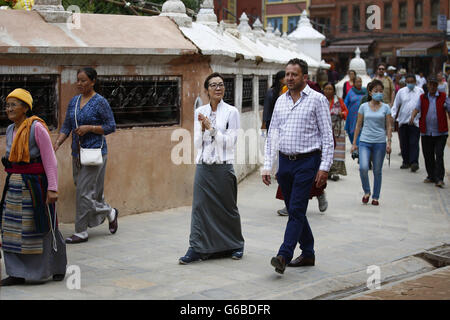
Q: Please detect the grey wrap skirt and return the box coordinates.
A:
[189,164,244,254]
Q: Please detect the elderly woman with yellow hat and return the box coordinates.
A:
[0,88,67,286]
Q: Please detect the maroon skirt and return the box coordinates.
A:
[276,181,326,201]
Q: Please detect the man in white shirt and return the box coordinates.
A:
[262,58,334,274]
[416,72,427,90]
[392,74,423,172]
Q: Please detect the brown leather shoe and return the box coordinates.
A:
[65,234,88,244]
[109,208,119,234]
[270,255,286,274]
[288,255,315,267]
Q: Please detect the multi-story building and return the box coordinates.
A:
[309,0,449,76]
[265,0,309,34]
[214,0,263,25]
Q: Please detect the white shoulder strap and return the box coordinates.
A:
[74,95,103,148]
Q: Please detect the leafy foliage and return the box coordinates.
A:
[61,0,200,15]
[0,0,17,8]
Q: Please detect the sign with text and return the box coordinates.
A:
[437,15,447,31]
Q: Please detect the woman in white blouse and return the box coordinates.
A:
[179,73,245,264]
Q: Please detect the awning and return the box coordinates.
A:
[322,45,370,54]
[397,41,443,57]
[321,39,374,54]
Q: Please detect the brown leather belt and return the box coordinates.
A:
[280,150,321,161]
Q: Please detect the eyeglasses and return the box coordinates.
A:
[209,83,225,89]
[378,68,385,71]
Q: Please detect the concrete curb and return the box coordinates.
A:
[346,265,450,300]
[264,256,435,300]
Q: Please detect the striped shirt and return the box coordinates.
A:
[264,84,334,172]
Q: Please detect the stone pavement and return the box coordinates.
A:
[0,135,449,300]
[348,266,450,300]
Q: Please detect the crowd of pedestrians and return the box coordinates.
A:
[1,59,449,285]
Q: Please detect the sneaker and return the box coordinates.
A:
[179,248,202,265]
[231,248,244,260]
[435,180,445,188]
[317,193,328,213]
[400,163,410,169]
[277,207,289,216]
[410,163,419,172]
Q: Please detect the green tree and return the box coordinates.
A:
[62,0,200,15]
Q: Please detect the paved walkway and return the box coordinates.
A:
[1,136,449,299]
[349,266,450,300]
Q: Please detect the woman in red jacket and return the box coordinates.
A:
[323,82,349,181]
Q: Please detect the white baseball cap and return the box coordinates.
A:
[387,66,396,71]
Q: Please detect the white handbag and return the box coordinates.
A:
[75,95,103,166]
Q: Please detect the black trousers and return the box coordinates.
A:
[399,124,420,165]
[421,134,448,182]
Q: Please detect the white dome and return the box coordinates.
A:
[162,0,186,14]
[288,10,325,41]
[349,47,367,75]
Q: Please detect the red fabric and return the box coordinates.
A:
[6,162,45,174]
[419,92,448,134]
[276,182,326,201]
[344,82,353,95]
[329,97,349,120]
[307,80,322,93]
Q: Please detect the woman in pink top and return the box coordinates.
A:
[0,89,67,286]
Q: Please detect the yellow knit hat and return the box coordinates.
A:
[6,88,33,110]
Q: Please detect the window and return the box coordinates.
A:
[98,76,180,128]
[340,6,348,32]
[288,16,300,34]
[431,0,440,26]
[267,17,282,33]
[0,75,58,135]
[258,77,268,109]
[399,2,407,28]
[352,5,360,32]
[384,3,392,29]
[223,76,235,106]
[242,77,253,113]
[415,1,423,27]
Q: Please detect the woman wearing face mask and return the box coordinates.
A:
[351,80,393,205]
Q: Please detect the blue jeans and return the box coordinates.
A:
[359,141,386,200]
[276,151,320,263]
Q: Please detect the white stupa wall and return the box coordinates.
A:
[336,47,372,98]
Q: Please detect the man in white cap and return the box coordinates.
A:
[387,66,396,80]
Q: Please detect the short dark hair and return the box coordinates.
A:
[287,58,308,75]
[368,79,384,92]
[405,74,416,82]
[77,67,99,91]
[322,82,336,93]
[204,72,225,90]
[377,63,386,69]
[77,67,98,82]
